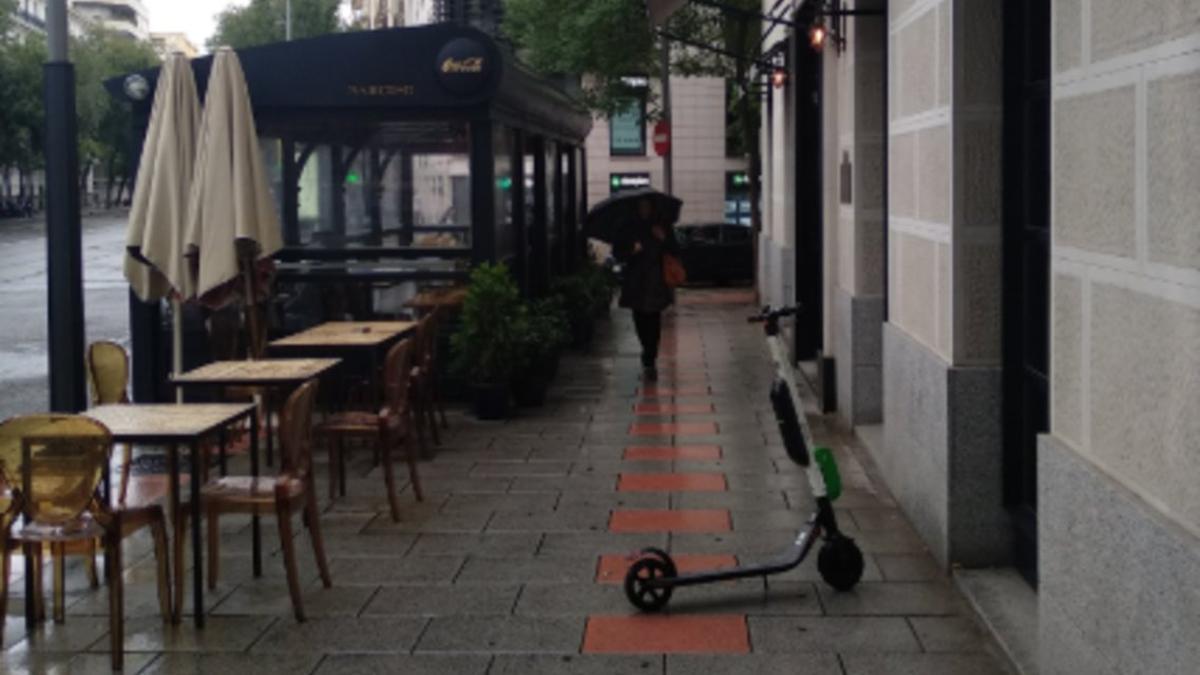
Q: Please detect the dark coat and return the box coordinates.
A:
[614,223,680,313]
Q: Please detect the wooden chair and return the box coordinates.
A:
[85,341,134,505]
[315,338,424,522]
[179,379,331,622]
[0,415,172,672]
[411,311,448,453]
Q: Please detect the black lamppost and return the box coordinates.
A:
[44,0,86,413]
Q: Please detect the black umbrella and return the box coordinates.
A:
[584,188,683,245]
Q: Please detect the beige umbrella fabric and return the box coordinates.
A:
[124,52,200,302]
[185,46,282,309]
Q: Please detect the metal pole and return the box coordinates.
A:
[286,0,293,40]
[660,38,673,196]
[44,0,86,413]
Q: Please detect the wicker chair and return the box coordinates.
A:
[411,311,449,454]
[178,379,331,622]
[0,414,172,672]
[315,338,424,522]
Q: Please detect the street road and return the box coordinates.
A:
[0,212,132,420]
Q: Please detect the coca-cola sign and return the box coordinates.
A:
[435,37,492,95]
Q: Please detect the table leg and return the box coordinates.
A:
[23,543,35,629]
[168,444,182,624]
[218,427,228,476]
[264,389,274,467]
[250,412,262,578]
[190,440,204,628]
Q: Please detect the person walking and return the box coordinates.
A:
[614,197,680,382]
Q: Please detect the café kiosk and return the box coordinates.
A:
[108,24,593,402]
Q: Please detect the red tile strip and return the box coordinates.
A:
[623,446,722,461]
[617,473,727,492]
[629,422,719,436]
[583,615,750,654]
[609,509,731,533]
[634,403,716,415]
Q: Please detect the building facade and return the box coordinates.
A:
[8,0,92,38]
[585,76,751,227]
[149,31,198,59]
[755,1,1200,673]
[70,0,148,40]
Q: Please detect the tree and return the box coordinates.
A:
[209,0,343,50]
[504,0,764,247]
[0,32,50,196]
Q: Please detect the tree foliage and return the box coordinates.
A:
[209,0,343,50]
[0,24,158,199]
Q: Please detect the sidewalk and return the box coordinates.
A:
[2,288,1015,674]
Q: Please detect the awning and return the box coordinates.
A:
[647,0,689,26]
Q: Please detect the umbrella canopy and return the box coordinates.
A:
[124,52,200,301]
[583,188,682,246]
[184,47,282,308]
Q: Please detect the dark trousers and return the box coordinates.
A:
[632,310,662,369]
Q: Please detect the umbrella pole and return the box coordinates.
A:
[241,252,261,361]
[172,298,184,403]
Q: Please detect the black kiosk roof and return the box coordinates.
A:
[107,24,592,144]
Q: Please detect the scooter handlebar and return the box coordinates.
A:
[748,305,800,323]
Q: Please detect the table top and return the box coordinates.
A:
[172,358,341,386]
[269,321,417,349]
[85,403,256,442]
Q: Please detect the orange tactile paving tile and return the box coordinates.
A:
[637,386,712,397]
[609,509,731,533]
[623,445,723,461]
[617,473,727,492]
[595,553,738,583]
[629,422,719,436]
[634,403,716,415]
[583,615,750,654]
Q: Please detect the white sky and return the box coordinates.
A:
[143,0,246,52]
[143,1,356,54]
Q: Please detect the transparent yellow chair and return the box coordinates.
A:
[85,340,134,505]
[0,414,171,672]
[180,379,331,622]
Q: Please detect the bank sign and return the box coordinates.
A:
[610,172,651,194]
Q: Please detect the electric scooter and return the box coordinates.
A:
[623,304,865,612]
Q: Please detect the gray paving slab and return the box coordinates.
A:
[816,582,964,616]
[456,556,596,584]
[363,584,521,616]
[328,555,465,584]
[491,654,664,674]
[409,532,542,557]
[211,581,377,617]
[95,616,275,653]
[747,616,922,653]
[486,509,611,533]
[313,654,492,675]
[909,616,993,653]
[538,532,669,558]
[139,652,323,675]
[875,554,944,581]
[250,616,428,654]
[840,653,1013,675]
[667,654,842,674]
[514,583,639,617]
[417,615,584,653]
[7,616,111,653]
[440,492,560,514]
[0,650,158,675]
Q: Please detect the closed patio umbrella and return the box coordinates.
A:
[124,52,200,391]
[184,47,282,352]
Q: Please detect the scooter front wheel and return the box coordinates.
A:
[624,556,675,612]
[818,536,865,591]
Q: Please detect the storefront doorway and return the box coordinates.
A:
[1001,0,1051,587]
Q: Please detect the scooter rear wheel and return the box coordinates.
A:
[624,556,675,612]
[638,547,678,576]
[818,536,865,591]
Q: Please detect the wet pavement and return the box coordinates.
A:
[0,212,132,420]
[0,288,1014,673]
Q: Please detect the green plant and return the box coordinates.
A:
[551,274,594,328]
[523,297,570,358]
[451,264,526,383]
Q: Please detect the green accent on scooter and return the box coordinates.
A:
[813,446,842,502]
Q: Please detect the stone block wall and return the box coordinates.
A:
[1043,1,1200,670]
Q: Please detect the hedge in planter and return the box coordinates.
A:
[450,264,526,420]
[512,297,570,407]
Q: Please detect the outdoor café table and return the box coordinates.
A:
[267,321,416,407]
[84,403,257,628]
[172,358,341,469]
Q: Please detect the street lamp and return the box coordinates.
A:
[44,0,86,413]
